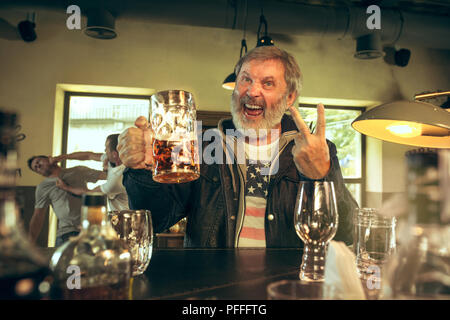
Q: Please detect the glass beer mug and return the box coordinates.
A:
[149,90,200,183]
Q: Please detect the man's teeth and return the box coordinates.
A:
[245,104,263,110]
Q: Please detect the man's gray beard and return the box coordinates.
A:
[230,91,288,137]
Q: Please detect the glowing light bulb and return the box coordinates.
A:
[222,82,235,90]
[386,122,422,138]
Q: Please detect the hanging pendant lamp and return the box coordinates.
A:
[222,39,248,90]
[256,13,274,47]
[351,100,450,148]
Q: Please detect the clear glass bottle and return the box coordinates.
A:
[383,148,450,299]
[0,110,52,299]
[50,193,131,299]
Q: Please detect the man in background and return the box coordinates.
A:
[56,134,129,212]
[27,154,105,246]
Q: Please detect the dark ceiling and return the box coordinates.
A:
[1,0,450,19]
[1,0,449,49]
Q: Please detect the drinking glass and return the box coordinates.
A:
[294,181,338,282]
[149,90,200,183]
[108,210,153,277]
[353,208,396,298]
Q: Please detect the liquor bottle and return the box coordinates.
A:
[383,148,450,299]
[0,110,52,299]
[50,193,131,299]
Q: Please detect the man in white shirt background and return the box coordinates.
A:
[55,134,129,212]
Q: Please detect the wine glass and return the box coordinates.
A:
[294,181,338,282]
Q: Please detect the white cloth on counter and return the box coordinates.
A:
[324,240,366,300]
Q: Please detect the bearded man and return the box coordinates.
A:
[117,46,357,248]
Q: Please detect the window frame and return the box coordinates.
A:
[62,91,152,168]
[298,103,367,206]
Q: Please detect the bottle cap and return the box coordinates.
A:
[82,193,106,207]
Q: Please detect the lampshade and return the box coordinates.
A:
[256,35,274,47]
[351,100,450,148]
[222,72,236,90]
[222,39,247,90]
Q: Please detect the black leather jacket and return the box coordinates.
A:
[123,115,358,248]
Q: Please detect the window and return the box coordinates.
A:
[62,92,150,171]
[297,104,366,206]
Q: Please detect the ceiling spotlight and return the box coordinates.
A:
[84,9,117,39]
[354,33,384,59]
[18,12,37,42]
[395,48,411,67]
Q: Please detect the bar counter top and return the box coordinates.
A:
[43,247,303,300]
[131,248,302,300]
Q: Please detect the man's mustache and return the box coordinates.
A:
[239,96,266,109]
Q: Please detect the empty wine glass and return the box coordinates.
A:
[294,181,339,282]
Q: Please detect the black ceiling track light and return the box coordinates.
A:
[256,13,274,47]
[84,8,117,39]
[18,12,37,42]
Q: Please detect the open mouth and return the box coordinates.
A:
[243,104,264,117]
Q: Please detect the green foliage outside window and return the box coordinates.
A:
[298,106,364,205]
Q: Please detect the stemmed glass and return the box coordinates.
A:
[294,181,338,282]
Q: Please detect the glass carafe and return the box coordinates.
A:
[0,110,52,299]
[50,193,131,299]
